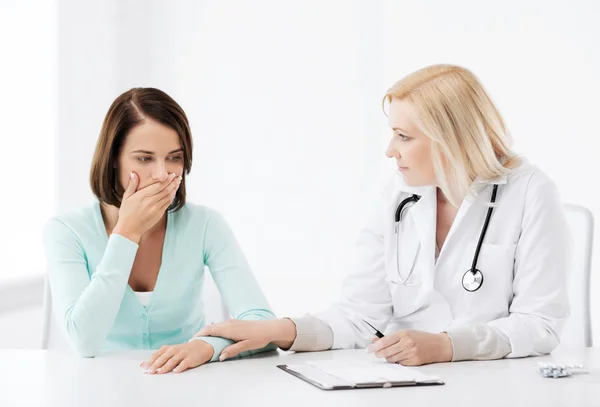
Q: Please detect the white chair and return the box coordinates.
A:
[559,203,594,348]
[41,267,230,349]
[40,276,69,350]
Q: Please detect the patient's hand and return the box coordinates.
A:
[195,319,296,360]
[140,340,214,374]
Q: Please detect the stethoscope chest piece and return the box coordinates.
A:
[462,269,484,292]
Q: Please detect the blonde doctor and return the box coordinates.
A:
[191,64,572,367]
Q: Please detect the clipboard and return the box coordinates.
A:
[277,363,445,391]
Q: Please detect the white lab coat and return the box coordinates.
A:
[314,159,572,358]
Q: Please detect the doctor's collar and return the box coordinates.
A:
[469,173,508,197]
[472,173,508,186]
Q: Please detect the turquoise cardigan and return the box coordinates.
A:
[43,202,276,360]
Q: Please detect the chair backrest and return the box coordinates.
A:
[40,276,70,350]
[41,267,230,349]
[558,203,594,348]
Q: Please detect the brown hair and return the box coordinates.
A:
[90,87,193,211]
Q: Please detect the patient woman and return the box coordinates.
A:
[43,87,275,374]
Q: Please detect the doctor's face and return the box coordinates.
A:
[385,98,436,187]
[117,119,185,191]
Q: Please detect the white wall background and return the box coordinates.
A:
[0,0,56,284]
[2,0,599,347]
[0,0,56,348]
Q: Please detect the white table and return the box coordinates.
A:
[1,348,599,407]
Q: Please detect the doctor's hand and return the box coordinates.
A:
[194,319,297,360]
[140,340,214,374]
[366,330,453,366]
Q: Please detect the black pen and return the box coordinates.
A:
[362,319,385,338]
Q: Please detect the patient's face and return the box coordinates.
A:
[117,118,185,192]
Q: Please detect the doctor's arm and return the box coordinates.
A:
[447,175,572,361]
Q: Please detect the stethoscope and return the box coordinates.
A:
[394,184,499,292]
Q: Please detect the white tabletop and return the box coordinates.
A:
[1,347,599,407]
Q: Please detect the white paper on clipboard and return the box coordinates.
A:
[287,360,440,386]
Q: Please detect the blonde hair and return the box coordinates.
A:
[383,64,520,206]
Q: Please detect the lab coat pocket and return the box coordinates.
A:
[460,242,517,319]
[386,229,423,318]
[389,280,425,318]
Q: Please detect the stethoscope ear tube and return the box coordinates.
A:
[393,194,421,282]
[395,194,421,223]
